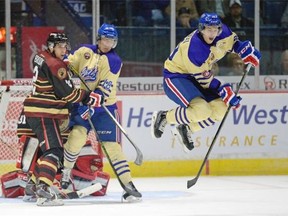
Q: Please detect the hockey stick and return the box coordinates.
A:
[187,64,252,189]
[58,182,102,199]
[67,64,143,166]
[86,115,140,198]
[101,104,143,165]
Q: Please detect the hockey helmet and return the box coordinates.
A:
[198,13,222,35]
[97,23,118,48]
[46,32,70,50]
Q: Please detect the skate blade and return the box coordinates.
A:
[171,128,190,153]
[122,195,142,203]
[36,197,64,206]
[23,195,37,203]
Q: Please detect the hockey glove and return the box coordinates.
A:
[235,40,261,67]
[88,92,103,107]
[78,105,95,120]
[218,84,242,109]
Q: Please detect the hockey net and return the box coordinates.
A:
[0,79,102,175]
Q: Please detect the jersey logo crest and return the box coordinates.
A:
[57,67,67,80]
[81,66,97,82]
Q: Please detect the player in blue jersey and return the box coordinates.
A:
[151,12,261,151]
[61,24,142,202]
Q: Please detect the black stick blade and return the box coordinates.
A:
[187,177,198,189]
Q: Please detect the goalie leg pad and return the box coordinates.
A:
[16,135,39,173]
[0,170,28,198]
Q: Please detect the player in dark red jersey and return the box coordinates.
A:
[22,32,103,206]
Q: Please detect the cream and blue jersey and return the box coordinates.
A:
[68,44,122,106]
[67,44,122,142]
[162,24,240,132]
[164,24,238,89]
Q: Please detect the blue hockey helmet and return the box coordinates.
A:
[198,13,222,35]
[97,23,118,48]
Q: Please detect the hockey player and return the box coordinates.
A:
[22,32,103,206]
[151,12,261,151]
[61,23,142,201]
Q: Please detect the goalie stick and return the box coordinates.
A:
[187,64,252,189]
[57,182,102,199]
[68,63,143,166]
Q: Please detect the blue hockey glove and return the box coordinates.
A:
[235,40,261,67]
[218,84,242,109]
[78,105,95,120]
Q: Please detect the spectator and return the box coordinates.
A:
[176,7,199,28]
[280,50,288,75]
[165,0,199,23]
[222,0,254,28]
[225,53,245,76]
[197,0,230,19]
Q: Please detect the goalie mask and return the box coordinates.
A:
[97,23,118,49]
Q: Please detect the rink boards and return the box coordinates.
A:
[1,91,288,177]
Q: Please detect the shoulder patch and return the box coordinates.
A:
[57,68,67,80]
[84,52,91,59]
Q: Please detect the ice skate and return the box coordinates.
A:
[23,179,37,202]
[36,182,64,206]
[61,168,72,189]
[151,111,167,138]
[173,124,194,152]
[122,181,142,202]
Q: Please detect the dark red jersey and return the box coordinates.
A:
[23,50,90,119]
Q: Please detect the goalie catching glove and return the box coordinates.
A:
[234,40,261,67]
[218,84,242,109]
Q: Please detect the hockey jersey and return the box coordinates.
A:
[23,50,91,119]
[164,24,238,88]
[68,44,122,106]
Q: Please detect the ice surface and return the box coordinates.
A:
[1,176,287,216]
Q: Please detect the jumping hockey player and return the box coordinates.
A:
[151,12,261,151]
[61,23,142,202]
[21,32,103,206]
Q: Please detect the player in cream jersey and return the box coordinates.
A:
[67,43,120,106]
[152,12,261,151]
[62,24,142,202]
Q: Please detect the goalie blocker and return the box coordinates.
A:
[0,135,110,198]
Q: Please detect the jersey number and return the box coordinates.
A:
[32,65,39,95]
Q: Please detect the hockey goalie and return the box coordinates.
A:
[0,117,110,200]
